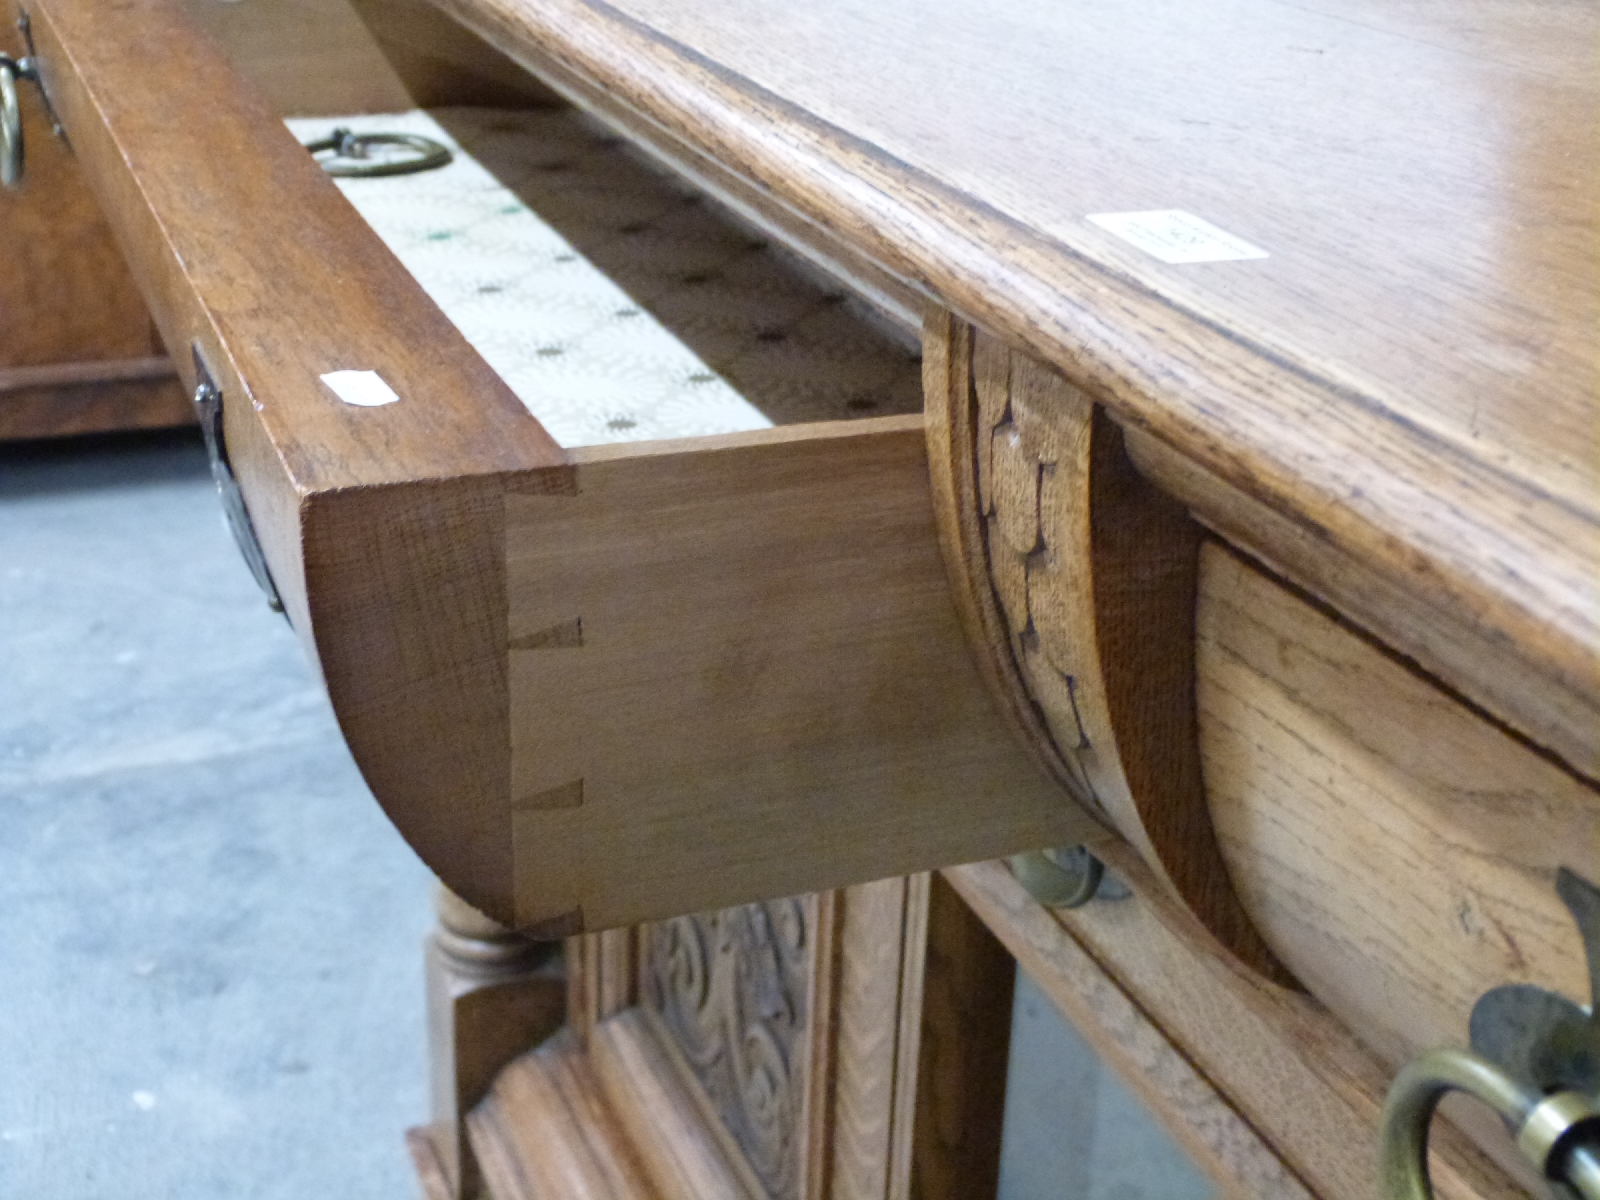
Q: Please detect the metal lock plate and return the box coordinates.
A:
[191,347,284,613]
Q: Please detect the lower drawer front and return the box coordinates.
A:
[999,535,1595,1193]
[926,311,1600,1163]
[1200,542,1597,1178]
[0,24,187,442]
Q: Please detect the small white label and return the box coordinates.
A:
[321,369,400,407]
[1086,210,1267,264]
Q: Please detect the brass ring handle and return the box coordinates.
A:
[1380,1046,1600,1199]
[0,55,23,188]
[1010,845,1105,909]
[302,128,452,178]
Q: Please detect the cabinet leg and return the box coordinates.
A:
[409,883,565,1200]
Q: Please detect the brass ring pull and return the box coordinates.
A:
[1380,1046,1600,1199]
[1010,845,1105,909]
[0,54,26,188]
[302,128,452,178]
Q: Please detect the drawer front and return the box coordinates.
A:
[1199,543,1598,1085]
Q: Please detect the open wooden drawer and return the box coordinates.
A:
[14,0,1090,935]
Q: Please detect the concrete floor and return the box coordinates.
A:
[0,429,432,1199]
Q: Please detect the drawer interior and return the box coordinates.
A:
[283,107,924,449]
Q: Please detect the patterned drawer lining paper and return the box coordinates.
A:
[284,108,923,447]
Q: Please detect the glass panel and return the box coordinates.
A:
[998,970,1215,1200]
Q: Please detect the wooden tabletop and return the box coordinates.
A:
[614,0,1598,507]
[442,0,1600,774]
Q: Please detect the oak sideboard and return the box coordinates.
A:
[5,0,1595,1196]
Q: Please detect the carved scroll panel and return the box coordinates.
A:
[643,898,812,1200]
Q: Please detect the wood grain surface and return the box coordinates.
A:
[406,1125,460,1200]
[927,312,1286,981]
[178,0,557,115]
[0,8,158,373]
[825,875,927,1200]
[590,1009,764,1200]
[176,0,416,114]
[945,856,1523,1200]
[504,421,1092,931]
[1126,424,1600,791]
[1198,541,1600,1077]
[436,0,1600,783]
[949,857,1312,1200]
[0,374,190,441]
[909,874,1011,1200]
[346,0,562,109]
[797,891,839,1200]
[423,885,565,1200]
[0,356,172,391]
[0,357,189,444]
[470,1028,662,1199]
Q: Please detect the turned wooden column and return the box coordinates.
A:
[410,883,565,1200]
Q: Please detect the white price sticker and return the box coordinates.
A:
[1086,210,1267,264]
[321,369,400,407]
